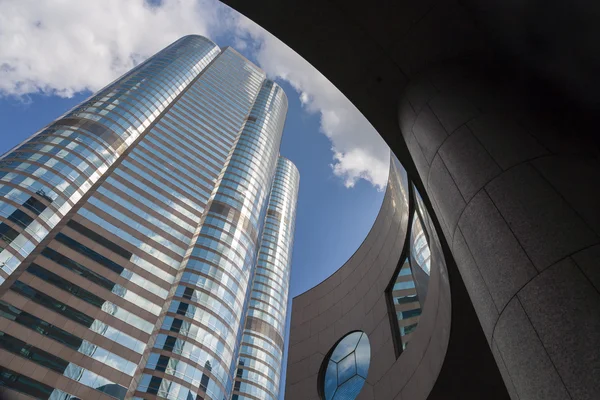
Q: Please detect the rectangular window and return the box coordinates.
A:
[11,280,95,327]
[387,257,423,353]
[55,233,125,274]
[0,366,65,399]
[66,219,132,260]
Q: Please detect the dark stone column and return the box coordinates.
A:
[399,61,600,400]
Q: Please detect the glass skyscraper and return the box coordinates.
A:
[0,35,299,400]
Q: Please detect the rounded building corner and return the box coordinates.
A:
[286,152,452,400]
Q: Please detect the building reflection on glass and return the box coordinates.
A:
[389,186,433,350]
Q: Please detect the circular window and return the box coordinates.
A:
[320,331,371,400]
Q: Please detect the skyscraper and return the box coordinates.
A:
[233,156,299,399]
[0,35,299,400]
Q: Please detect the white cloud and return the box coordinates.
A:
[0,0,224,97]
[331,149,390,189]
[232,14,390,190]
[0,0,389,189]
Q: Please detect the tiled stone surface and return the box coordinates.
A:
[317,324,336,355]
[427,190,451,241]
[289,319,311,346]
[403,127,432,186]
[458,190,537,310]
[452,229,498,343]
[405,75,438,114]
[518,259,600,400]
[532,155,600,236]
[356,382,374,400]
[427,154,465,242]
[286,373,319,400]
[491,340,519,400]
[399,97,417,137]
[368,338,397,385]
[520,112,599,157]
[486,163,597,271]
[288,335,319,365]
[286,356,312,385]
[572,244,600,292]
[438,125,501,202]
[412,105,448,164]
[493,298,569,400]
[467,112,548,170]
[373,373,392,399]
[428,92,479,134]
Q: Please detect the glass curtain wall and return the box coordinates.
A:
[232,157,299,400]
[0,36,219,285]
[0,36,299,400]
[136,79,288,400]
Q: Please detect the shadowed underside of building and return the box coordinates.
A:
[221,1,600,399]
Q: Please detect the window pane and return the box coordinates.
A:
[321,332,370,400]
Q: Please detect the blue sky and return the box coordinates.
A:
[0,0,389,396]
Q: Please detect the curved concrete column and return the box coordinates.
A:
[399,62,600,400]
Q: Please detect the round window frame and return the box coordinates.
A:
[317,330,371,400]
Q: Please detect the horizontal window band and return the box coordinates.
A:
[244,316,284,350]
[67,219,132,260]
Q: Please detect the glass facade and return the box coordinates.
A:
[0,35,220,284]
[232,157,300,400]
[0,35,299,400]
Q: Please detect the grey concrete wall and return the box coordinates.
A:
[399,62,600,400]
[285,160,452,400]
